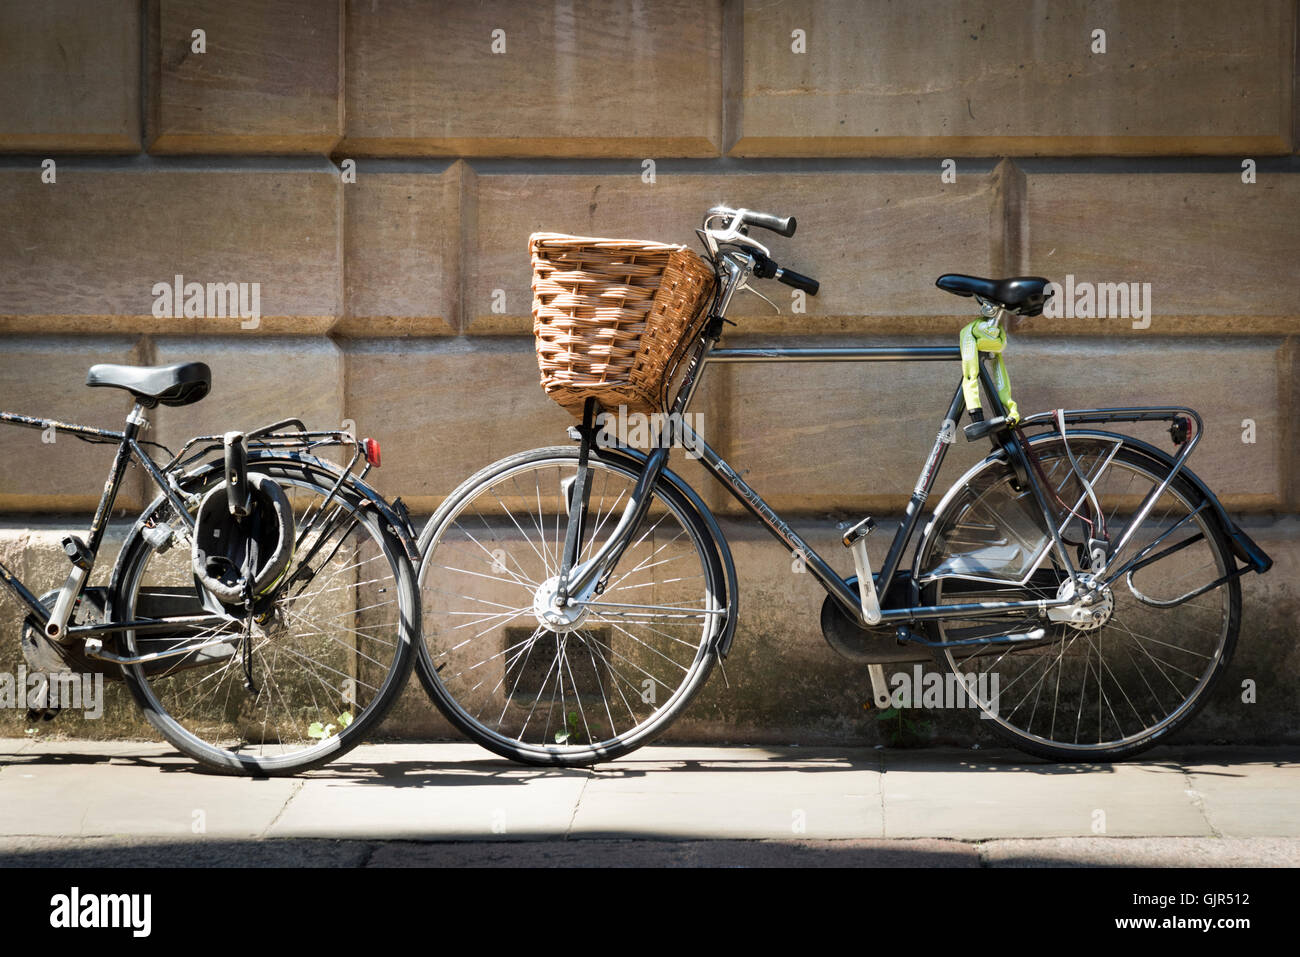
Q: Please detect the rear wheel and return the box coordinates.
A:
[917,435,1240,761]
[112,460,417,775]
[415,447,728,766]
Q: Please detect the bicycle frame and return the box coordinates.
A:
[693,346,977,621]
[559,332,1239,649]
[0,407,397,662]
[0,409,155,630]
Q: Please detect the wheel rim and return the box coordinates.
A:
[419,454,722,758]
[919,438,1234,754]
[122,468,408,768]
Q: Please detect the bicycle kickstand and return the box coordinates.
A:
[843,517,892,710]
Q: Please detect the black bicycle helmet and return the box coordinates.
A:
[191,473,295,612]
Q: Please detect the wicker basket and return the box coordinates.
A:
[530,232,716,418]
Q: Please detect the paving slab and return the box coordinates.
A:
[979,837,1300,868]
[266,743,589,841]
[0,741,298,839]
[2,834,1296,868]
[1,741,1297,853]
[572,746,882,840]
[1,738,163,762]
[1183,756,1300,838]
[569,789,880,841]
[586,746,880,793]
[879,750,1212,839]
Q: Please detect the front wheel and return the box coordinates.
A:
[916,434,1241,762]
[415,446,728,766]
[111,459,418,775]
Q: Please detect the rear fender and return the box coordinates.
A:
[111,451,421,604]
[917,428,1271,578]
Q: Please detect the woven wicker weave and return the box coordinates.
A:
[530,232,716,418]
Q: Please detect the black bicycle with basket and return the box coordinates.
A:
[413,206,1271,766]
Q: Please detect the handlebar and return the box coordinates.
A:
[701,205,820,298]
[703,205,797,239]
[752,252,820,296]
[745,211,797,238]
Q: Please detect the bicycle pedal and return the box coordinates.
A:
[60,535,92,571]
[141,522,175,554]
[962,416,1008,442]
[842,515,875,548]
[23,670,61,721]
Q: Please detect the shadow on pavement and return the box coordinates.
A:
[0,835,983,868]
[2,743,1295,788]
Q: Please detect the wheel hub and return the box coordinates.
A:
[1047,573,1114,632]
[533,576,589,633]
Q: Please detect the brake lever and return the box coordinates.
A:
[738,279,781,314]
[704,210,771,259]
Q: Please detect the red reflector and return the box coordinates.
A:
[361,437,381,467]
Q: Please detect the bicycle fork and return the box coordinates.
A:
[556,399,674,604]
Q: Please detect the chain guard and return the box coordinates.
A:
[818,575,934,664]
[21,589,118,678]
[20,589,119,721]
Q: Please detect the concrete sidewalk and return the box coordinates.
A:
[1,739,1297,867]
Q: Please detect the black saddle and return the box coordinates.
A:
[86,362,211,408]
[936,274,1053,317]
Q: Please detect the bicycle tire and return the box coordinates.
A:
[916,435,1240,762]
[415,445,728,766]
[110,456,418,775]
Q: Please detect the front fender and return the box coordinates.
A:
[594,444,741,658]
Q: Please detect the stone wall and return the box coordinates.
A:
[0,0,1296,746]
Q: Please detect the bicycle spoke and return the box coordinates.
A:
[121,467,410,771]
[418,451,724,761]
[925,437,1233,756]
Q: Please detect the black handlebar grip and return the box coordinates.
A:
[775,266,819,296]
[745,211,797,238]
